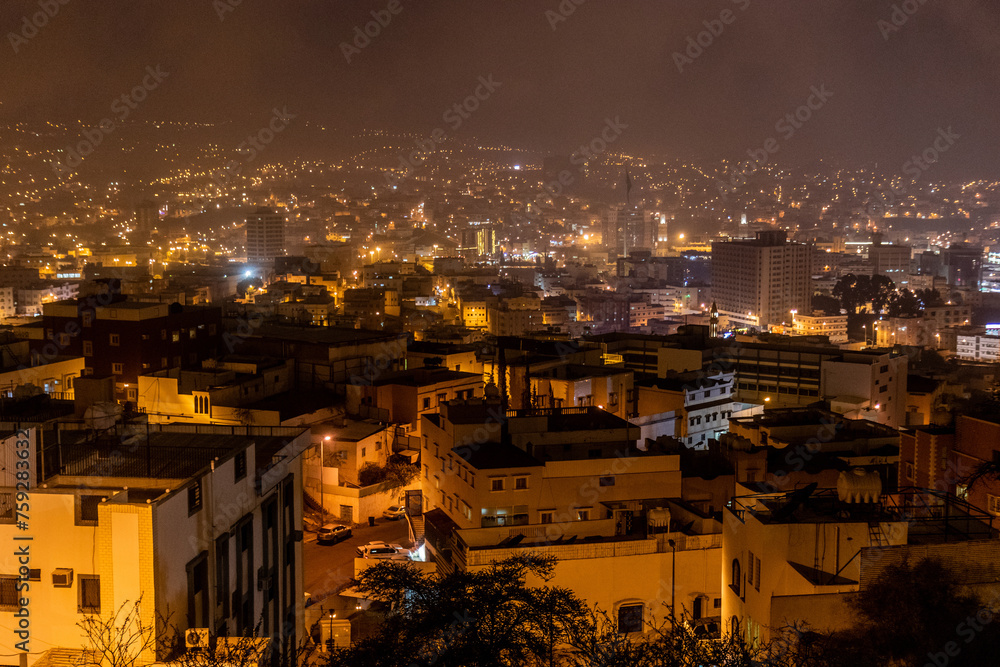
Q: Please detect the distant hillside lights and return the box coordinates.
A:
[50,65,170,176]
[383,75,502,190]
[541,117,628,197]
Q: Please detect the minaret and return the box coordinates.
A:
[710,302,719,338]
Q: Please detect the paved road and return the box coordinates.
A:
[303,517,410,615]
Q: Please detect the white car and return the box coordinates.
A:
[383,505,407,520]
[355,541,405,557]
[359,544,409,560]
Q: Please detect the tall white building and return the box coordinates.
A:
[246,207,286,265]
[0,424,310,667]
[711,231,811,330]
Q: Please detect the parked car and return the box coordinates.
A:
[383,505,406,520]
[356,541,390,557]
[360,545,406,559]
[356,541,407,558]
[317,524,352,545]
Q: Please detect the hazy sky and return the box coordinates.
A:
[2,0,998,176]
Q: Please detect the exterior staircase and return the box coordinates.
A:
[407,512,426,546]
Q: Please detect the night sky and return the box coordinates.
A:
[2,0,998,176]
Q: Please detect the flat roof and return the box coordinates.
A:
[50,430,300,480]
[253,324,404,346]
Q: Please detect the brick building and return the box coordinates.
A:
[32,296,222,402]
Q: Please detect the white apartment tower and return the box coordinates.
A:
[711,230,811,330]
[246,207,286,265]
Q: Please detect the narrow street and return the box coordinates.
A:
[302,517,411,618]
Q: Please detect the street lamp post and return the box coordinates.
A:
[668,538,677,626]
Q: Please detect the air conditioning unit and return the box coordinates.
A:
[52,568,73,587]
[185,628,211,649]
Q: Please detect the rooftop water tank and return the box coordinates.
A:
[837,468,882,504]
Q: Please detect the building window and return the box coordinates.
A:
[112,363,124,375]
[78,575,100,614]
[514,477,528,490]
[82,311,93,327]
[905,462,914,482]
[491,478,505,492]
[83,341,94,356]
[0,576,17,611]
[76,495,101,525]
[361,447,367,458]
[599,476,616,487]
[423,397,431,410]
[755,556,761,591]
[126,387,137,401]
[188,480,203,515]
[617,604,644,634]
[0,491,13,523]
[988,495,1000,517]
[540,511,553,524]
[109,334,120,346]
[748,551,755,588]
[731,558,741,596]
[437,392,447,405]
[172,331,180,343]
[234,450,247,482]
[577,509,590,521]
[161,329,167,340]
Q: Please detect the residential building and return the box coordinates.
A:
[956,332,1000,362]
[711,231,811,330]
[0,423,310,666]
[32,296,222,402]
[420,402,723,633]
[790,313,848,344]
[723,485,996,644]
[345,367,484,438]
[246,207,286,265]
[941,244,983,289]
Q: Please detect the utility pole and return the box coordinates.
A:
[668,538,677,626]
